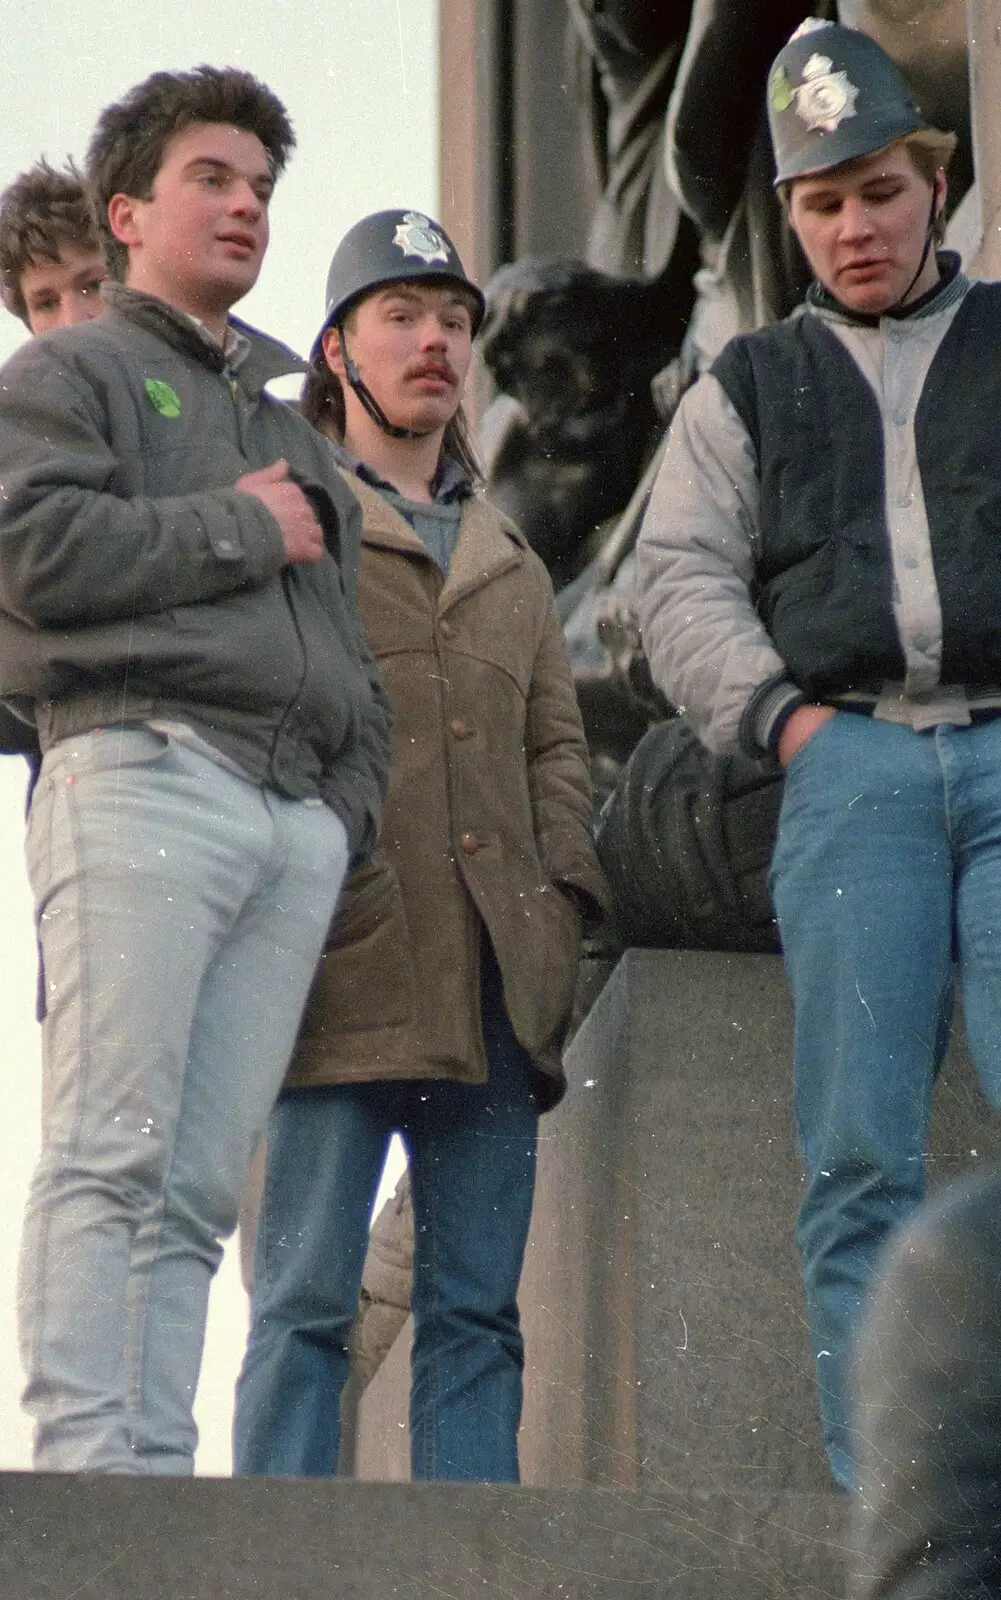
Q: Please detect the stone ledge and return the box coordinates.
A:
[0,1471,847,1599]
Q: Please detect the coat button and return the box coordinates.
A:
[438,620,454,640]
[459,831,479,854]
[450,718,472,739]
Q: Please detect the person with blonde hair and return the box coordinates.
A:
[637,19,995,1490]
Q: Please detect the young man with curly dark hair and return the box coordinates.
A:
[0,65,391,1474]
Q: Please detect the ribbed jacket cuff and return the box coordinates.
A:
[739,676,806,760]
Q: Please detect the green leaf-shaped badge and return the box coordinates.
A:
[769,65,794,113]
[145,378,182,418]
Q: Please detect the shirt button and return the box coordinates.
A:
[450,718,472,739]
[438,620,454,640]
[459,831,479,854]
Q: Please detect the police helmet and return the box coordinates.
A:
[320,209,485,336]
[768,19,924,186]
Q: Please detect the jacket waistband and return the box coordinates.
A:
[833,683,1001,731]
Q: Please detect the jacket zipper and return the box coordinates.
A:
[226,372,311,789]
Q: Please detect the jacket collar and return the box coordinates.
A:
[806,249,967,329]
[328,438,472,505]
[439,496,526,612]
[101,282,307,397]
[338,466,526,602]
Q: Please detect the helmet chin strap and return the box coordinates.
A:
[886,188,939,314]
[337,327,440,441]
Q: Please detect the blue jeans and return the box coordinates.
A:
[769,712,1001,1489]
[232,947,539,1481]
[20,727,348,1473]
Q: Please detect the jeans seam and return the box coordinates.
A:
[935,724,957,856]
[23,775,96,1435]
[127,1099,186,1470]
[39,780,92,1374]
[415,1141,442,1480]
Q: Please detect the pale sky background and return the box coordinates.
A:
[0,0,434,1475]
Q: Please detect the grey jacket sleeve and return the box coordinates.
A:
[635,372,800,756]
[323,660,392,868]
[0,341,286,628]
[315,484,393,866]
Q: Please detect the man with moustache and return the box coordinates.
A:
[234,210,606,1481]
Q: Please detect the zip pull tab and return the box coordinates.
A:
[226,374,251,454]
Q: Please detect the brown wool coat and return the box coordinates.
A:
[286,472,608,1110]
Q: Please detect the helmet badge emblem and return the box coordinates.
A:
[789,18,832,44]
[392,212,450,265]
[793,53,859,134]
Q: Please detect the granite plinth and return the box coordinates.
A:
[516,951,1001,1494]
[0,1471,847,1599]
[356,951,1001,1511]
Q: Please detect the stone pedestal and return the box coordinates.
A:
[969,0,1001,278]
[517,950,1001,1495]
[358,950,1001,1508]
[0,1472,848,1600]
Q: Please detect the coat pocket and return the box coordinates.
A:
[299,854,417,1039]
[540,883,583,1041]
[501,880,582,1057]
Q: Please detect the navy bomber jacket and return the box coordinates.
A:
[636,257,1001,758]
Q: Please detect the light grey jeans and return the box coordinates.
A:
[19,726,348,1473]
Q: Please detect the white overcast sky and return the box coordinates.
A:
[0,0,437,1474]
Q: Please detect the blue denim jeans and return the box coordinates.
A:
[232,946,540,1481]
[769,712,1001,1489]
[20,727,348,1473]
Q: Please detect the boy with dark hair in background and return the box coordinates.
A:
[0,158,105,335]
